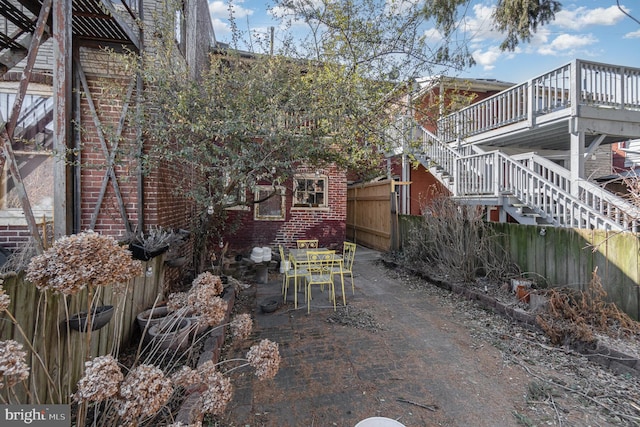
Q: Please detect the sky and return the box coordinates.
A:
[207,0,640,84]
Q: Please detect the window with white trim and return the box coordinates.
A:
[293,175,327,208]
[254,186,285,220]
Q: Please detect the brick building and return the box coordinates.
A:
[0,0,349,271]
[0,0,213,275]
[224,163,347,255]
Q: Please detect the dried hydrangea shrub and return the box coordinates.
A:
[74,355,123,402]
[115,364,173,423]
[170,366,201,388]
[0,340,29,389]
[196,360,216,378]
[25,231,143,295]
[246,339,281,380]
[187,286,227,327]
[0,285,10,313]
[230,313,253,340]
[191,272,223,296]
[198,369,233,416]
[167,291,189,312]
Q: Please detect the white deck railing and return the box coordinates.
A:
[437,60,640,143]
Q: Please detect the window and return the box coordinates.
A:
[0,88,54,218]
[222,171,247,209]
[293,175,327,208]
[254,186,285,220]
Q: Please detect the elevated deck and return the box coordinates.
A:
[406,59,640,231]
[438,60,640,152]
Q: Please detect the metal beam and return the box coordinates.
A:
[99,0,140,50]
[75,58,133,234]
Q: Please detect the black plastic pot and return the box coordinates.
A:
[67,305,114,332]
[260,298,279,313]
[129,243,169,261]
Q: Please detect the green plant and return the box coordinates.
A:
[127,226,181,252]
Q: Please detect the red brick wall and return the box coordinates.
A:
[0,226,41,250]
[223,164,347,255]
[78,76,140,238]
[78,76,194,236]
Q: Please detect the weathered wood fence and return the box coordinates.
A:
[399,215,640,320]
[0,255,166,403]
[347,179,394,252]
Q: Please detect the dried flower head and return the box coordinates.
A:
[0,285,10,313]
[115,364,173,422]
[196,360,216,379]
[167,292,188,312]
[170,366,201,388]
[0,340,29,389]
[74,355,123,402]
[230,313,252,340]
[246,339,281,380]
[199,370,233,416]
[187,289,227,327]
[191,272,223,296]
[25,231,143,295]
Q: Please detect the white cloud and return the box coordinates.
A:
[472,46,503,70]
[422,27,443,43]
[209,0,258,41]
[537,33,597,56]
[553,6,627,30]
[624,29,640,39]
[209,0,254,20]
[212,17,231,38]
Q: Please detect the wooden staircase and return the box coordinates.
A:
[412,125,640,231]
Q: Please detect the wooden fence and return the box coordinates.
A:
[0,255,166,403]
[399,215,640,320]
[347,179,395,252]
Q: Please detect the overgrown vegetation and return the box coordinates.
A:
[402,193,517,282]
[536,268,640,346]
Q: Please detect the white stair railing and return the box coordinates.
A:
[512,153,640,231]
[413,126,638,231]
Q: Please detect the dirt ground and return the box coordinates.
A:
[211,248,640,427]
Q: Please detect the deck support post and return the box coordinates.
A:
[569,129,585,197]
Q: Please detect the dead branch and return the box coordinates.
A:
[396,397,438,412]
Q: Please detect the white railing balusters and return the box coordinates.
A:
[412,124,638,231]
[407,59,640,231]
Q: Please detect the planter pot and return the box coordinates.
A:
[147,318,192,351]
[180,312,210,337]
[260,298,279,313]
[136,305,173,331]
[129,243,169,261]
[67,305,114,332]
